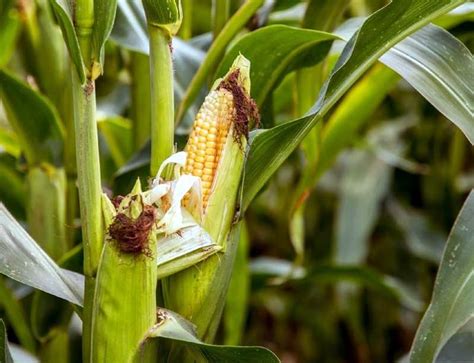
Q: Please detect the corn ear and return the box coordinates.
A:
[91,180,158,362]
[163,55,258,342]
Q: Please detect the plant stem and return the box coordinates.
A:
[212,0,230,38]
[176,0,264,124]
[71,71,102,278]
[71,70,103,362]
[130,52,151,150]
[148,26,174,176]
[179,0,193,40]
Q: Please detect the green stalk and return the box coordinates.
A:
[149,26,174,176]
[130,52,152,150]
[176,0,264,123]
[179,0,192,39]
[71,70,103,361]
[71,72,102,279]
[212,0,230,38]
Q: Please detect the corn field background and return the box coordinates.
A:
[0,0,473,362]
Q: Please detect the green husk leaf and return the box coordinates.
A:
[91,190,157,362]
[142,0,182,34]
[157,225,221,280]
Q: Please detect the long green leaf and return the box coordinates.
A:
[0,0,20,68]
[410,190,474,362]
[0,71,64,166]
[98,116,133,167]
[48,0,85,82]
[0,204,84,306]
[216,25,339,106]
[0,154,25,220]
[242,0,465,210]
[145,308,280,362]
[0,320,13,363]
[90,0,118,74]
[379,24,474,144]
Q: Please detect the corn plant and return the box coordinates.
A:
[0,0,472,362]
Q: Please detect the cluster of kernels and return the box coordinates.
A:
[184,89,235,207]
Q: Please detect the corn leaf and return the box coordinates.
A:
[335,119,413,266]
[249,258,422,311]
[111,0,149,54]
[0,0,20,69]
[90,0,119,72]
[0,71,64,166]
[0,320,13,363]
[0,204,84,306]
[98,116,133,167]
[145,308,280,362]
[48,0,85,82]
[0,154,25,220]
[242,0,465,210]
[410,190,474,362]
[387,200,446,264]
[216,25,339,106]
[379,24,474,144]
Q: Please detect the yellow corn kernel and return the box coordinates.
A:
[183,89,235,208]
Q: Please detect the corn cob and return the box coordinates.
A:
[165,55,259,345]
[183,89,234,207]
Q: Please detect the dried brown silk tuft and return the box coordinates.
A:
[217,69,260,147]
[108,205,157,256]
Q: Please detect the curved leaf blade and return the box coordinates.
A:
[410,190,474,362]
[145,308,280,362]
[48,0,85,82]
[216,25,339,106]
[0,204,84,306]
[0,71,64,166]
[91,0,118,73]
[379,24,474,144]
